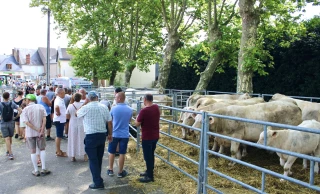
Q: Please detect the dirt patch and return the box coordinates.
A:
[125,125,320,194]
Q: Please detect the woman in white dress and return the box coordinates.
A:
[66,93,87,162]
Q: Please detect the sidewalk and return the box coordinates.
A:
[0,128,161,194]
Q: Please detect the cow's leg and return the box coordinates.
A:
[302,159,307,169]
[241,144,248,157]
[280,156,297,181]
[313,147,320,174]
[229,139,241,166]
[212,138,218,152]
[280,157,286,167]
[181,127,186,139]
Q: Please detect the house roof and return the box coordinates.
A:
[57,47,72,61]
[38,47,57,65]
[0,55,23,72]
[13,48,43,65]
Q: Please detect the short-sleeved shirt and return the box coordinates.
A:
[64,94,71,107]
[110,103,132,138]
[20,103,46,138]
[137,104,160,140]
[46,91,55,101]
[0,101,19,123]
[77,101,111,135]
[53,96,67,123]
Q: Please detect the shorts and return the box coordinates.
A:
[26,136,46,150]
[54,121,65,138]
[0,121,15,138]
[108,137,129,154]
[46,114,52,129]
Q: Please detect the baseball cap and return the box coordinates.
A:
[88,91,98,98]
[25,94,36,101]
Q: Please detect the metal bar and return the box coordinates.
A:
[157,143,199,166]
[155,153,198,182]
[206,150,320,191]
[136,101,141,155]
[202,111,210,194]
[159,131,200,149]
[310,160,315,185]
[261,172,266,193]
[207,132,320,163]
[197,111,206,194]
[46,8,50,84]
[205,168,264,194]
[204,184,223,194]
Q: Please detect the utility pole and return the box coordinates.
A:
[46,8,51,85]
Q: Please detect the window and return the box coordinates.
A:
[6,64,12,70]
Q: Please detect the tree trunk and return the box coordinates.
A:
[156,31,180,93]
[195,29,222,91]
[124,65,135,87]
[237,0,260,93]
[92,67,99,87]
[109,70,117,86]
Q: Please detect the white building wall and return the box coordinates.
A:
[59,60,76,78]
[105,64,156,88]
[21,65,44,77]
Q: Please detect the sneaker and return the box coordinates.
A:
[139,176,154,183]
[8,154,14,160]
[89,183,104,190]
[5,151,9,156]
[117,170,128,178]
[46,136,54,141]
[140,171,148,177]
[40,169,51,176]
[107,169,114,176]
[32,170,40,177]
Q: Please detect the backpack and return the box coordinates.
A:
[2,102,13,122]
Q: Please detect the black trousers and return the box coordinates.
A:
[142,139,158,179]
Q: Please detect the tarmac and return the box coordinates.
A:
[0,127,164,194]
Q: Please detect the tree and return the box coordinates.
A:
[194,0,240,91]
[237,0,318,93]
[30,0,161,87]
[156,0,198,92]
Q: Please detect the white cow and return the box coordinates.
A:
[178,107,196,139]
[186,93,251,107]
[206,101,302,165]
[271,93,320,121]
[257,120,320,181]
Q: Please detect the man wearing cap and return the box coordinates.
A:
[77,90,112,190]
[0,92,22,160]
[21,94,51,176]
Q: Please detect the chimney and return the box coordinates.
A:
[26,54,31,64]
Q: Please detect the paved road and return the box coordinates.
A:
[0,128,160,194]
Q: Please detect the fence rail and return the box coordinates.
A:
[129,101,320,194]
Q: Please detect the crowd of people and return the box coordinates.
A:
[0,83,160,190]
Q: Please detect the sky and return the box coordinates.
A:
[0,0,319,56]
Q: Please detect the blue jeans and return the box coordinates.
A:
[142,139,158,179]
[84,133,106,186]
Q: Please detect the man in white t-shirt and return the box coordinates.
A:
[53,88,67,157]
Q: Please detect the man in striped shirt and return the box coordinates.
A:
[21,94,51,177]
[77,91,112,190]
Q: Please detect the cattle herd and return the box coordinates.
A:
[178,93,320,181]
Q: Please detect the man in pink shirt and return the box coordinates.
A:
[21,94,51,177]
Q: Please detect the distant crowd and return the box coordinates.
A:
[0,84,161,190]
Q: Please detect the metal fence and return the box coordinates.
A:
[129,101,320,194]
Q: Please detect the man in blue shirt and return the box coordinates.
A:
[107,92,132,178]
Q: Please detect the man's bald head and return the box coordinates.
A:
[115,92,125,103]
[79,88,86,100]
[57,88,65,98]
